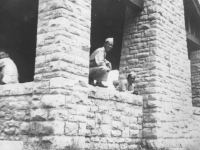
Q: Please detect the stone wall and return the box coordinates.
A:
[28,0,91,149]
[87,86,143,150]
[0,82,33,143]
[119,0,193,149]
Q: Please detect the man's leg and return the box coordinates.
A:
[89,66,109,88]
[0,73,5,85]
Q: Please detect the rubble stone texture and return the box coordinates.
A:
[87,86,143,149]
[0,83,33,143]
[119,0,193,149]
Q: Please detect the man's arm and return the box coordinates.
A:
[0,59,5,67]
[94,50,106,66]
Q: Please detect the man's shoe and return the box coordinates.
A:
[89,78,95,86]
[96,82,108,88]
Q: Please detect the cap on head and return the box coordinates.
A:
[127,71,136,79]
[105,38,114,44]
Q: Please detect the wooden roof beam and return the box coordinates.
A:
[187,31,200,47]
[124,0,144,11]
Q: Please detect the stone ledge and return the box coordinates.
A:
[0,141,23,150]
[88,85,143,106]
[0,82,33,96]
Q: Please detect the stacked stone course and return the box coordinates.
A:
[120,0,193,149]
[87,86,143,149]
[28,0,92,149]
[0,83,33,142]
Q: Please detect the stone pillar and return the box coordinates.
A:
[28,0,91,149]
[120,0,193,149]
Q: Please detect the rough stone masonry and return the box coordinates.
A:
[0,0,200,150]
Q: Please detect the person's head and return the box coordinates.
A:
[127,72,136,84]
[0,49,9,59]
[104,38,113,52]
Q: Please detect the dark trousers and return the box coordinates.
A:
[0,73,5,85]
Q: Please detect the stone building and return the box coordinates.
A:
[0,0,200,149]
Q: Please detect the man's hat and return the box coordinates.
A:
[127,71,136,78]
[105,38,114,43]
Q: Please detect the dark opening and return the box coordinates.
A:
[0,0,38,83]
[183,0,200,58]
[91,0,126,70]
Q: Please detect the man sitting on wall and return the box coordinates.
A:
[89,38,113,88]
[0,49,19,84]
[116,72,139,95]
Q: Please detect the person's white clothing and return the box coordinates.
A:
[0,58,19,84]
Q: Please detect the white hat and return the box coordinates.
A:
[105,38,114,43]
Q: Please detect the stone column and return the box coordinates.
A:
[28,0,91,149]
[120,0,193,149]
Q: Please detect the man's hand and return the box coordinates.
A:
[105,61,112,70]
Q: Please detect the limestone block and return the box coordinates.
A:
[67,104,77,115]
[121,115,130,127]
[49,61,74,73]
[102,114,111,124]
[0,111,5,118]
[65,122,79,135]
[74,56,89,68]
[31,109,48,121]
[35,55,46,68]
[20,122,29,135]
[87,119,95,129]
[99,125,111,137]
[0,83,33,96]
[142,128,157,138]
[41,94,65,108]
[13,111,26,121]
[37,34,45,47]
[111,130,121,137]
[111,111,121,121]
[4,127,16,135]
[72,92,89,104]
[122,127,130,138]
[76,105,87,116]
[52,136,72,149]
[9,101,30,110]
[74,115,86,123]
[98,105,109,114]
[112,121,122,130]
[130,129,140,138]
[0,141,23,150]
[51,52,74,64]
[94,87,110,100]
[79,123,86,135]
[50,77,74,90]
[35,121,64,136]
[48,109,69,121]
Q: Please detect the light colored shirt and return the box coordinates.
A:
[117,80,134,93]
[0,58,19,84]
[90,47,107,66]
